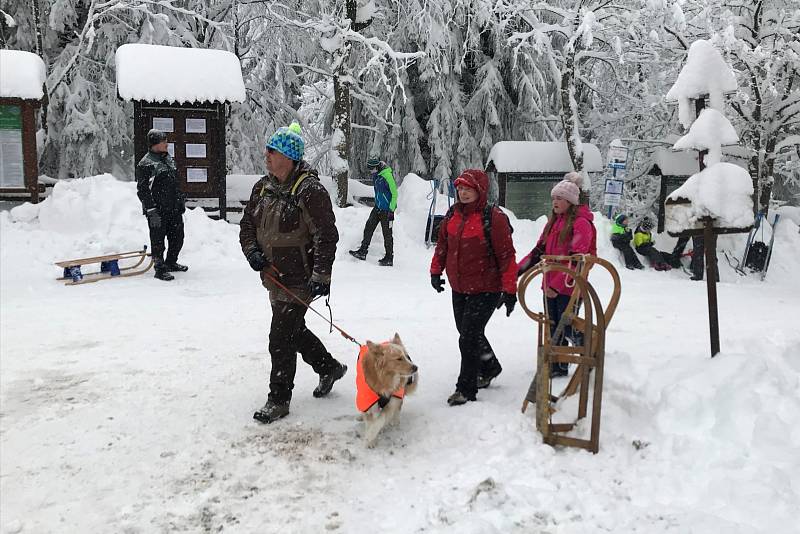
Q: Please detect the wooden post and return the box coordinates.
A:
[704,218,720,356]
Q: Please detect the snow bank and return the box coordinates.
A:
[486,142,603,175]
[0,50,46,100]
[1,174,240,278]
[666,162,754,232]
[2,172,800,533]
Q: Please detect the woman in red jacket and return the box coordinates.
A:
[430,169,517,406]
[518,179,596,377]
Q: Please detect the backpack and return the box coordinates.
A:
[745,241,769,272]
[442,204,513,268]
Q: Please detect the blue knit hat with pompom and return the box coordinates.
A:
[266,122,304,161]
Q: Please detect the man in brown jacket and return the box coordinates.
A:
[240,122,347,424]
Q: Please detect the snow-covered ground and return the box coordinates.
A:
[1,174,799,533]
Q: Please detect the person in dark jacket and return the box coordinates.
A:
[633,216,673,271]
[349,157,398,266]
[136,129,187,281]
[239,122,347,424]
[430,169,517,406]
[611,214,644,270]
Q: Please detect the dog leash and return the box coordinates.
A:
[262,267,362,348]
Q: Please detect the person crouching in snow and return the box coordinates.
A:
[633,216,672,271]
[239,122,347,424]
[429,169,517,406]
[517,179,597,378]
[611,213,644,270]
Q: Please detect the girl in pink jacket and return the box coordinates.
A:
[518,179,596,377]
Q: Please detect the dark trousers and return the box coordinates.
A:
[452,292,500,398]
[672,236,709,279]
[148,212,184,266]
[359,207,393,257]
[636,243,671,267]
[267,301,340,404]
[611,237,643,269]
[547,294,574,374]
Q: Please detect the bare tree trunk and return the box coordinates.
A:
[333,70,351,207]
[560,48,584,172]
[330,0,371,208]
[31,0,49,134]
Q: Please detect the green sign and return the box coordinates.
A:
[0,105,23,130]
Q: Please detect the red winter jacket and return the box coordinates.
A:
[430,170,517,295]
[519,204,596,296]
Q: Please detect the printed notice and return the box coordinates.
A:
[185,118,206,133]
[152,117,174,132]
[167,143,175,157]
[0,130,25,188]
[186,143,207,158]
[187,168,208,183]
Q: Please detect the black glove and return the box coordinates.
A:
[388,211,395,221]
[246,250,269,272]
[308,280,330,298]
[517,245,544,277]
[146,208,161,229]
[496,293,517,316]
[431,274,445,293]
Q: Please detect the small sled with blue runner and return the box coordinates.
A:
[55,246,153,285]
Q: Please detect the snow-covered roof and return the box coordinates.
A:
[115,44,246,104]
[665,162,754,232]
[666,40,738,129]
[0,50,46,100]
[666,40,737,102]
[673,108,738,151]
[653,149,701,177]
[486,142,603,174]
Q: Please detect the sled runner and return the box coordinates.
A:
[517,255,621,453]
[55,246,153,285]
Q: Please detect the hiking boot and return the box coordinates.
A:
[447,391,473,406]
[550,363,569,378]
[477,366,502,389]
[313,363,348,398]
[154,269,174,281]
[165,262,189,272]
[349,249,367,261]
[253,400,289,424]
[378,255,393,266]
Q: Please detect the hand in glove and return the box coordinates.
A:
[496,293,517,316]
[146,208,162,229]
[431,274,445,293]
[517,244,544,278]
[388,211,395,221]
[246,250,269,272]
[307,280,330,299]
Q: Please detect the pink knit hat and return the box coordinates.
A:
[551,179,580,205]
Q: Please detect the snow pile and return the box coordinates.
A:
[115,44,246,104]
[665,163,754,231]
[0,174,241,278]
[2,173,800,533]
[666,40,737,128]
[0,50,46,100]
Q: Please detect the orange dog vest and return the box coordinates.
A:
[356,343,406,412]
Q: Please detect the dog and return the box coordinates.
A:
[356,333,418,447]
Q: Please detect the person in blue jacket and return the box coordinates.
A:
[349,157,398,266]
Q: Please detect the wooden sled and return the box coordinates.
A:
[517,255,621,453]
[55,246,153,285]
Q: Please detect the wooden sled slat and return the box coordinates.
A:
[62,259,154,285]
[55,248,148,268]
